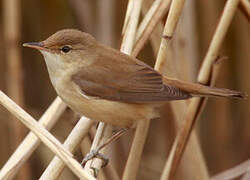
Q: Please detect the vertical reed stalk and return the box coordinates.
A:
[2,0,30,179]
[161,0,241,179]
[84,0,144,178]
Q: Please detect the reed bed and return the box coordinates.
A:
[0,0,249,180]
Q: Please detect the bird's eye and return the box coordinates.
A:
[61,46,71,53]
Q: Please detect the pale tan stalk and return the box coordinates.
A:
[120,1,155,180]
[40,117,94,180]
[211,159,250,180]
[239,0,250,21]
[169,1,210,179]
[155,0,187,74]
[124,0,203,179]
[132,0,171,57]
[141,0,209,179]
[121,0,144,54]
[0,91,95,180]
[81,131,119,180]
[122,119,150,180]
[81,0,117,177]
[198,0,241,83]
[3,0,28,179]
[126,0,208,179]
[0,97,66,180]
[83,0,117,172]
[83,0,144,178]
[122,0,134,35]
[84,123,113,176]
[142,1,209,179]
[160,58,223,180]
[141,0,164,55]
[81,134,120,180]
[160,0,241,179]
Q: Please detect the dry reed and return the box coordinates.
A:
[211,158,250,180]
[0,0,248,180]
[0,91,95,180]
[40,117,94,179]
[3,0,29,179]
[161,0,241,179]
[0,98,66,179]
[239,0,250,21]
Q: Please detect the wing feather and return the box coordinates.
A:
[71,48,190,103]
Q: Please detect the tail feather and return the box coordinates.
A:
[163,77,247,99]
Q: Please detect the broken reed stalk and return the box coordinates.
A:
[0,97,66,180]
[40,117,94,180]
[3,0,29,179]
[0,91,95,180]
[160,0,241,179]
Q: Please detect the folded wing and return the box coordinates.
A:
[72,49,191,103]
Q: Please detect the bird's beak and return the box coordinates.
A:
[23,42,46,51]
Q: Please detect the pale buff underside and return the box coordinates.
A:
[41,51,159,128]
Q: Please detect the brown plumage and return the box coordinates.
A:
[23,29,246,127]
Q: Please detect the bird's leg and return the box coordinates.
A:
[81,128,128,167]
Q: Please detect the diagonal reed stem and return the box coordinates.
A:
[0,97,66,180]
[160,0,241,179]
[0,91,95,180]
[40,116,94,180]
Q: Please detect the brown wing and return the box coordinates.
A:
[72,47,191,103]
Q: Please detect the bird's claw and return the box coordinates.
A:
[81,149,109,168]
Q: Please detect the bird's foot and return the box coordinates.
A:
[81,149,109,168]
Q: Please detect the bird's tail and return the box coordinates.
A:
[163,77,246,99]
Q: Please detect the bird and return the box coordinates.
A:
[23,29,245,128]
